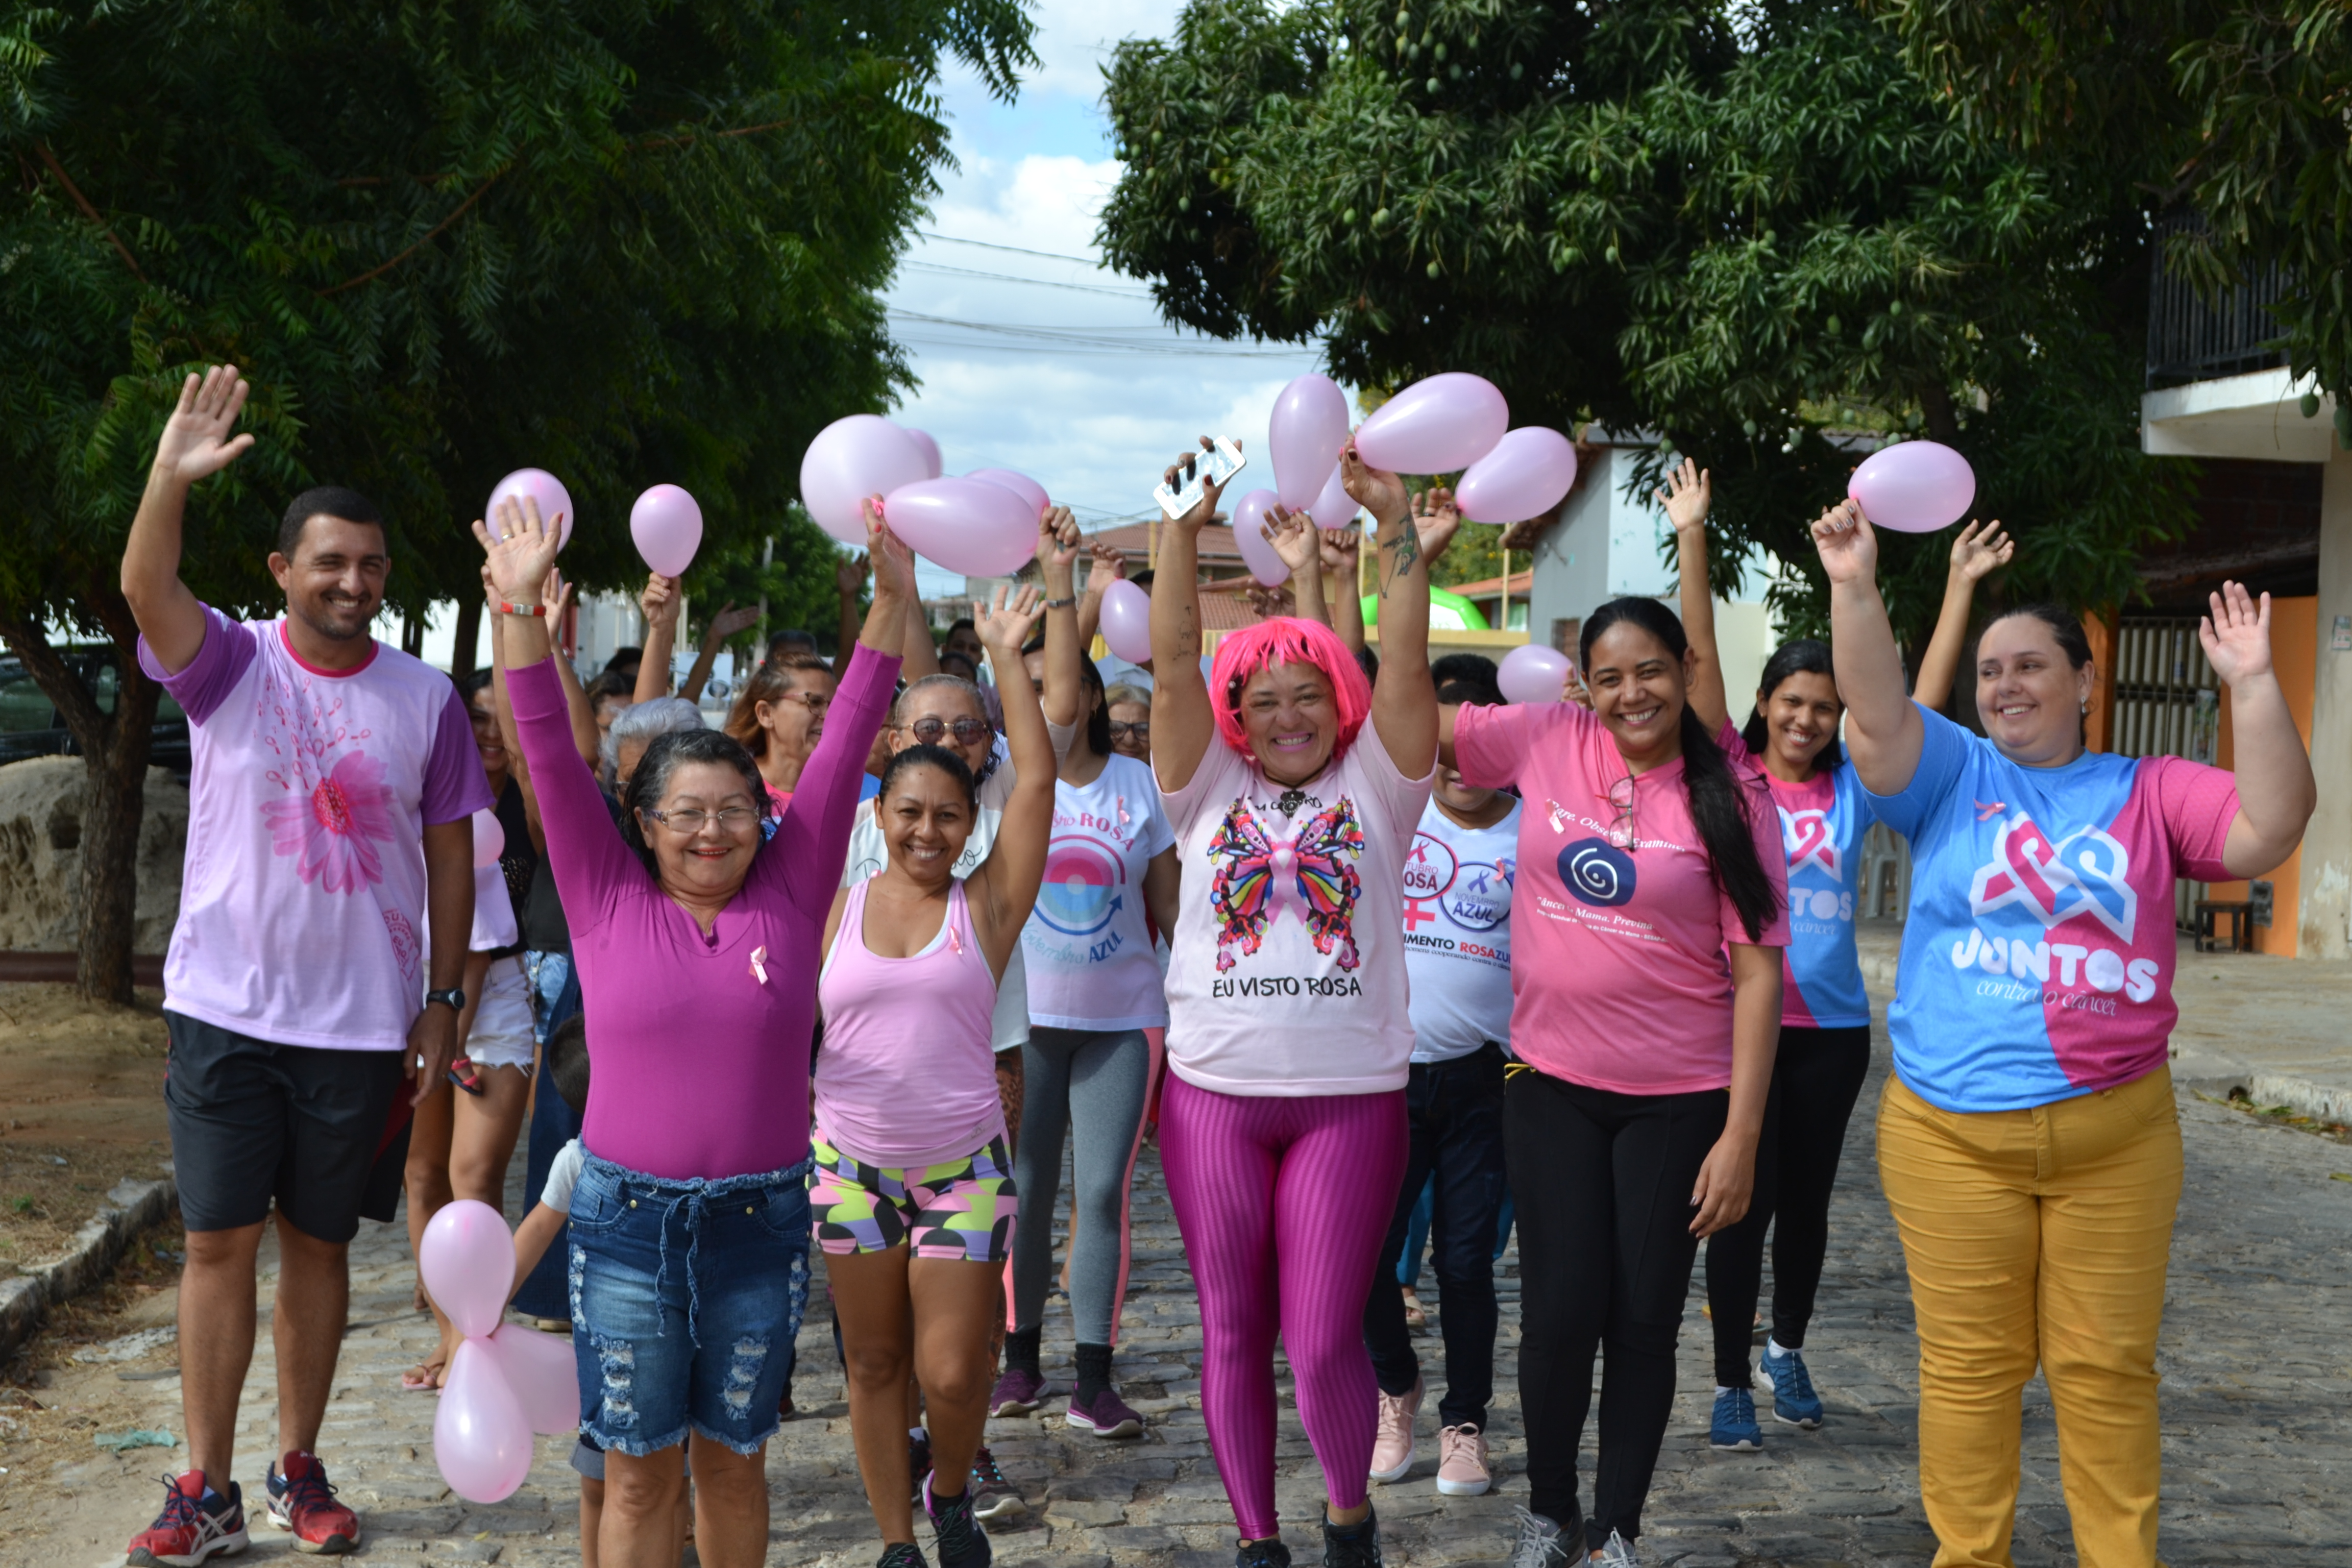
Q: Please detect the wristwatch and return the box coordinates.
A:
[425,988,466,1012]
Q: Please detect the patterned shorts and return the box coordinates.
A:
[808,1135,1017,1263]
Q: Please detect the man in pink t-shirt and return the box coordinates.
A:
[119,366,488,1567]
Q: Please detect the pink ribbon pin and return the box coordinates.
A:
[749,944,769,985]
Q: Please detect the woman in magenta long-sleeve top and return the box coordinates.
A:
[477,497,916,1568]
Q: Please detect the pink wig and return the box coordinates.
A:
[1209,615,1373,760]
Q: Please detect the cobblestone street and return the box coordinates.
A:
[28,1034,2352,1567]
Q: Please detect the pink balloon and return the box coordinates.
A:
[900,426,944,480]
[1456,428,1578,524]
[1847,439,1977,533]
[1308,461,1360,531]
[480,1324,578,1435]
[1231,489,1287,586]
[470,808,503,869]
[434,1339,534,1503]
[418,1198,514,1341]
[967,468,1049,521]
[1270,374,1352,509]
[1353,373,1510,475]
[1099,579,1153,665]
[629,484,703,578]
[801,415,930,545]
[486,469,575,553]
[881,477,1039,577]
[1499,644,1574,705]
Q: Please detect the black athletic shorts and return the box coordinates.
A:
[163,1011,407,1243]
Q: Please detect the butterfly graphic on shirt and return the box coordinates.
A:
[1205,795,1367,973]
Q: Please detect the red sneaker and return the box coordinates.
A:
[264,1452,361,1555]
[125,1470,249,1566]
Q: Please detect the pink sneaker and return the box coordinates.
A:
[1368,1374,1422,1483]
[1436,1423,1491,1496]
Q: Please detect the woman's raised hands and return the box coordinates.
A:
[973,582,1045,655]
[1810,499,1877,586]
[2199,581,2275,688]
[472,495,564,606]
[1948,519,2014,584]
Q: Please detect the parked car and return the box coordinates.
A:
[0,646,191,778]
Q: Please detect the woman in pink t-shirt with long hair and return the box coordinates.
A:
[1148,437,1441,1568]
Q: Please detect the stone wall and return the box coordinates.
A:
[0,758,188,952]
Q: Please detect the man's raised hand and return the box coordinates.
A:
[155,365,255,484]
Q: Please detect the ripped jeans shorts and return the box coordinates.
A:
[566,1145,813,1457]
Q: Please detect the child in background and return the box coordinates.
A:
[509,1018,688,1568]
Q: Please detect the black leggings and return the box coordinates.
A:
[1506,1068,1726,1548]
[1704,1023,1872,1386]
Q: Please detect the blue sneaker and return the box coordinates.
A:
[1763,1343,1824,1428]
[1709,1385,1761,1451]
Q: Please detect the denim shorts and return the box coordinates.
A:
[565,1147,813,1457]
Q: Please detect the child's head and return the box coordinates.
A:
[547,1015,591,1117]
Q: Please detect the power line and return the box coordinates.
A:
[915,230,1107,266]
[901,260,1155,297]
[888,310,1310,358]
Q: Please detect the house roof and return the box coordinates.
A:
[1089,518,1247,576]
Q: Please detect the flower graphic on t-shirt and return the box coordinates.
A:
[262,748,398,892]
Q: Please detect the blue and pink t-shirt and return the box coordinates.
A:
[1869,705,2240,1113]
[1721,728,1876,1030]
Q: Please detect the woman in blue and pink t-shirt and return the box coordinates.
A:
[1664,461,2009,1450]
[1812,497,2312,1568]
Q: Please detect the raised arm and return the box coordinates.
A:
[835,550,868,666]
[1912,519,2013,712]
[1812,501,1923,795]
[2201,582,2318,877]
[1661,460,1727,734]
[971,584,1055,973]
[633,573,681,704]
[1038,507,1084,730]
[121,365,254,672]
[1265,505,1329,627]
[1149,438,1231,793]
[1077,542,1124,652]
[898,595,942,679]
[1322,525,1366,653]
[679,603,759,704]
[1344,450,1441,779]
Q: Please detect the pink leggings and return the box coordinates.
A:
[1160,1075,1409,1540]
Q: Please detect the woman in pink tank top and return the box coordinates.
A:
[813,585,1058,1568]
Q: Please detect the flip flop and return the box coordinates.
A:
[401,1361,445,1392]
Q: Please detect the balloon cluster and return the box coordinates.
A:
[422,1200,578,1503]
[485,468,711,582]
[800,417,1046,577]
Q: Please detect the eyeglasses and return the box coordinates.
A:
[1604,773,1638,850]
[644,806,762,834]
[901,716,992,745]
[1108,721,1151,741]
[770,691,830,715]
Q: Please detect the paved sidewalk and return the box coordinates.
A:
[34,1023,2352,1567]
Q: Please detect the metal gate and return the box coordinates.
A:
[2111,617,2222,929]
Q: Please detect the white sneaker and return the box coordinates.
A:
[1367,1374,1422,1483]
[1435,1423,1490,1496]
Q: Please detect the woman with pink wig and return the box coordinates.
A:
[1147,437,1447,1568]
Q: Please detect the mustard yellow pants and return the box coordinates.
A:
[1876,1065,2183,1568]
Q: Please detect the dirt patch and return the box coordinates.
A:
[0,982,174,1265]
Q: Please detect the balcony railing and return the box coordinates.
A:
[2146,213,2294,388]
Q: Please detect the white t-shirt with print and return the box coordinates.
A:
[1402,797,1521,1063]
[1022,754,1177,1031]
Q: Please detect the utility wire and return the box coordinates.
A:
[915,230,1106,265]
[901,260,1155,297]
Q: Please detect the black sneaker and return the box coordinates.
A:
[968,1445,1025,1522]
[907,1431,932,1504]
[923,1470,993,1568]
[879,1544,929,1568]
[1322,1506,1383,1568]
[1236,1537,1293,1568]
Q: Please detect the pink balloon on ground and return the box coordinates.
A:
[1456,427,1578,523]
[1099,579,1153,664]
[435,1339,534,1503]
[1308,462,1359,531]
[801,415,931,545]
[480,1324,579,1435]
[1847,440,1976,533]
[1499,644,1574,705]
[1270,374,1352,508]
[967,468,1049,522]
[418,1198,515,1341]
[881,477,1039,577]
[470,808,503,869]
[900,426,944,480]
[487,469,576,553]
[629,484,704,578]
[1231,489,1287,586]
[1352,373,1509,475]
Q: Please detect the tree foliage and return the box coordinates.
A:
[1097,0,2194,643]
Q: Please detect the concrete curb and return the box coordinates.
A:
[0,1177,176,1363]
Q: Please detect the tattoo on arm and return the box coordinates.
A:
[1381,521,1420,599]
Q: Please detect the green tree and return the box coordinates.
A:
[0,0,1033,1000]
[1879,1,2352,436]
[1098,0,2192,644]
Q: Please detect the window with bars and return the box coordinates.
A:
[2110,617,2222,930]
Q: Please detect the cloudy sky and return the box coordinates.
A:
[887,0,1329,595]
